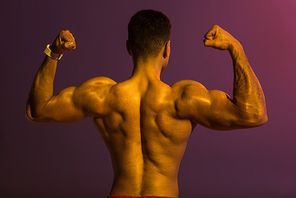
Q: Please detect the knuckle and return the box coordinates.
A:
[61,30,70,35]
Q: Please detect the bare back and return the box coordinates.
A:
[26,22,267,198]
[91,77,193,197]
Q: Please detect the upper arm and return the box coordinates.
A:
[27,77,116,123]
[174,80,263,130]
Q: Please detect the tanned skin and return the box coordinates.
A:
[26,25,267,198]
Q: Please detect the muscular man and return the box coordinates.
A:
[26,10,267,198]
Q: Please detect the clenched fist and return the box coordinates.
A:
[51,30,76,54]
[203,25,237,50]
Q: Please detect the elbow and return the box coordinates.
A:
[26,98,36,122]
[253,105,268,126]
[244,111,268,128]
[237,102,268,128]
[25,104,37,122]
[25,104,44,123]
[259,112,268,126]
[26,113,37,123]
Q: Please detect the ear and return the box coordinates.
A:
[126,40,132,56]
[163,40,171,59]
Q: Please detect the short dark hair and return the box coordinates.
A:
[128,9,171,60]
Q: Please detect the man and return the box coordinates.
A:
[26,9,267,198]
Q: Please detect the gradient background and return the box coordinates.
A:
[1,0,296,197]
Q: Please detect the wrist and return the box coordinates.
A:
[228,38,240,51]
[228,39,243,58]
[44,44,63,60]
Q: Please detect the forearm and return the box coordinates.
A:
[26,56,58,119]
[229,40,267,122]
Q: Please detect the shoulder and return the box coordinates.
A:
[171,79,206,88]
[171,80,211,120]
[79,77,117,87]
[75,77,117,94]
[171,80,208,97]
[73,77,117,116]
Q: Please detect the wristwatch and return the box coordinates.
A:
[44,44,63,60]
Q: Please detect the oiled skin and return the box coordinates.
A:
[26,26,267,198]
[91,77,192,197]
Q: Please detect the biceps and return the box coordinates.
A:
[196,90,261,130]
[197,90,237,129]
[178,89,242,130]
[37,87,88,123]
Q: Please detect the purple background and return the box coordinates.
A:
[1,0,296,197]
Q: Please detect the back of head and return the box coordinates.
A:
[128,9,171,60]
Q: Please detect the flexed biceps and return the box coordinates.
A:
[26,10,267,198]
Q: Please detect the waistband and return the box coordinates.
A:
[108,195,172,198]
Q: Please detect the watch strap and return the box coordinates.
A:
[44,44,63,60]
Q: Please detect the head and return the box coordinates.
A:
[127,9,171,61]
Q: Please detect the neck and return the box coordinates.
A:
[131,57,164,81]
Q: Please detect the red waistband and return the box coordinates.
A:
[108,195,172,198]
